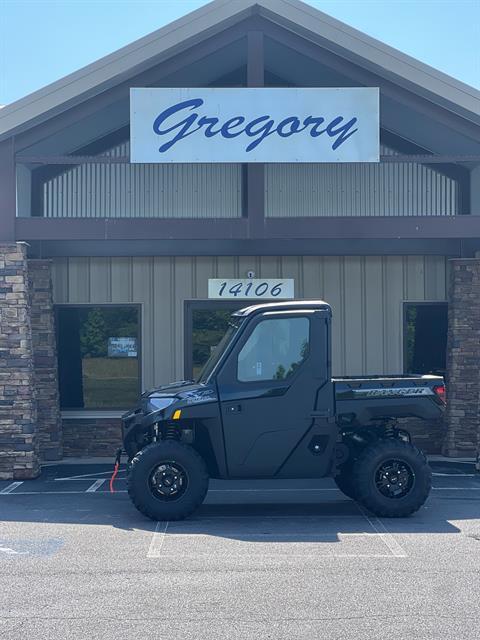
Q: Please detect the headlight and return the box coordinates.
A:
[149,397,176,411]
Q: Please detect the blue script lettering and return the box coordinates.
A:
[152,98,360,154]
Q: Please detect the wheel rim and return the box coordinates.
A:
[374,458,415,499]
[148,461,188,501]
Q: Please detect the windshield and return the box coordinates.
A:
[197,318,243,383]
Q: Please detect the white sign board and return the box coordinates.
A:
[107,337,137,358]
[130,88,379,163]
[208,279,294,300]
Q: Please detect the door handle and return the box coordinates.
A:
[225,404,242,414]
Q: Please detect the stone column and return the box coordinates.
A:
[29,260,62,461]
[0,242,40,479]
[443,259,480,458]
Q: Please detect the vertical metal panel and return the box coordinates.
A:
[265,144,459,217]
[364,257,384,374]
[67,258,90,302]
[153,257,175,386]
[43,140,242,218]
[51,254,448,389]
[89,257,111,303]
[131,258,154,389]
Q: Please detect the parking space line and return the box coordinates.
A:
[86,479,106,493]
[147,521,169,558]
[55,471,125,481]
[355,504,407,558]
[152,553,399,559]
[0,490,128,495]
[0,481,24,494]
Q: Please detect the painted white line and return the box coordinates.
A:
[0,482,24,494]
[86,479,106,493]
[55,470,125,481]
[355,503,407,558]
[153,553,398,559]
[0,490,128,495]
[158,532,382,539]
[147,521,169,558]
[53,476,126,482]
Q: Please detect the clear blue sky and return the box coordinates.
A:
[0,0,479,105]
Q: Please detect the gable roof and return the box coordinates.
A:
[1,0,479,142]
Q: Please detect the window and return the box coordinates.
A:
[404,303,448,375]
[237,317,310,382]
[56,305,140,410]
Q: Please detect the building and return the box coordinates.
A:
[1,0,479,478]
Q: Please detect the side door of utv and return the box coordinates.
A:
[216,309,335,478]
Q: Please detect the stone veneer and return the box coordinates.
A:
[60,416,445,458]
[29,260,63,461]
[443,259,480,457]
[400,417,447,455]
[0,242,40,479]
[63,418,122,457]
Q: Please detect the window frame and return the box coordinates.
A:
[234,312,312,385]
[402,300,448,375]
[54,303,142,412]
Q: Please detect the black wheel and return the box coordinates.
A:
[127,441,209,521]
[353,439,431,517]
[334,461,359,500]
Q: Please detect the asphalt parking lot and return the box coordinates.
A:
[1,459,479,640]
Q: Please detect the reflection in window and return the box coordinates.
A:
[404,303,447,375]
[237,317,309,382]
[56,306,140,409]
[192,309,238,380]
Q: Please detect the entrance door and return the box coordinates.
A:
[216,310,333,478]
[184,301,246,380]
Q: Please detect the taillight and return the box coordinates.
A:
[433,384,446,404]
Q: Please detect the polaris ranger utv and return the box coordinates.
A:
[122,300,445,521]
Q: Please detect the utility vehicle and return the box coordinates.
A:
[122,300,445,520]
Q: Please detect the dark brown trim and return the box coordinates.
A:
[19,155,129,165]
[0,138,16,241]
[246,30,265,238]
[246,164,265,238]
[264,215,480,239]
[16,215,480,243]
[24,238,474,259]
[247,31,264,87]
[18,153,480,165]
[16,217,249,241]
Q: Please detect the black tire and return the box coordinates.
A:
[127,441,209,521]
[353,439,431,518]
[334,462,359,500]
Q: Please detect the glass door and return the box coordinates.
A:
[184,301,246,380]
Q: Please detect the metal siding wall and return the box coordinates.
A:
[265,144,458,217]
[51,255,448,389]
[43,141,242,218]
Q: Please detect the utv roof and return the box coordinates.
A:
[234,300,331,317]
